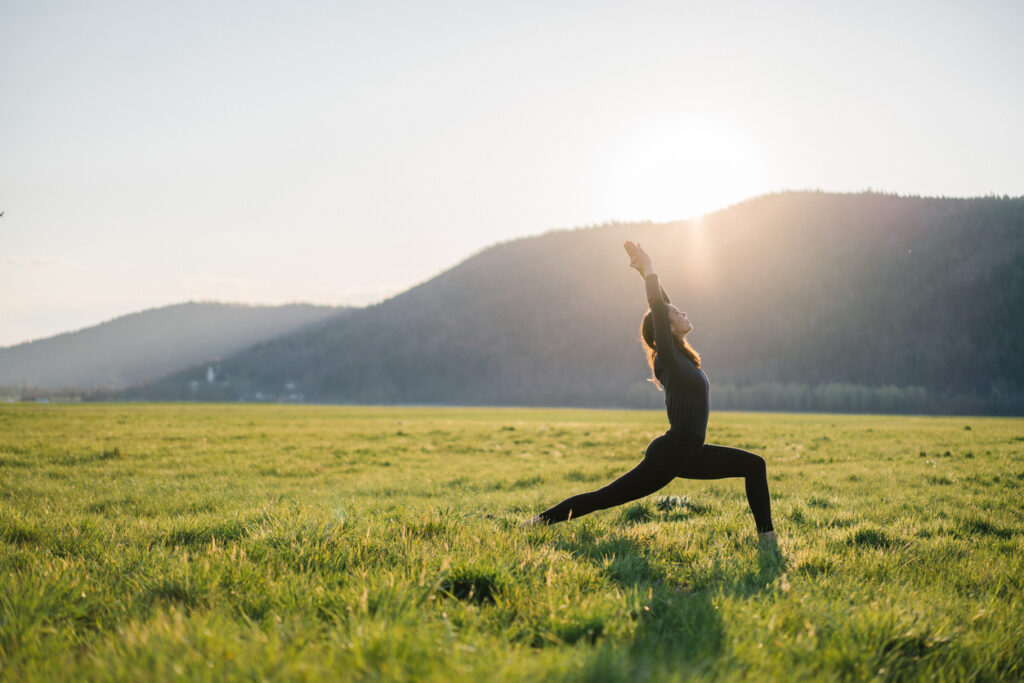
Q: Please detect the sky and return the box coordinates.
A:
[2,0,1022,347]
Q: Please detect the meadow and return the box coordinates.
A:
[1,403,1022,681]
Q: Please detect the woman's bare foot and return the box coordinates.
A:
[520,515,545,529]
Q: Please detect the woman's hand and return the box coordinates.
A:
[624,241,654,278]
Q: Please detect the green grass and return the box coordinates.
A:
[1,403,1022,681]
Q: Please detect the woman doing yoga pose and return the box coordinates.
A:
[524,241,777,543]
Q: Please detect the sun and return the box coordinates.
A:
[609,118,766,221]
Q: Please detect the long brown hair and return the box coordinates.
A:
[640,310,701,389]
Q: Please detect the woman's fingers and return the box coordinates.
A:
[624,241,640,259]
[624,241,649,274]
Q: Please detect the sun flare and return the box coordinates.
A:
[610,119,765,221]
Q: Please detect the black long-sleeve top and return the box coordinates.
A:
[645,273,710,440]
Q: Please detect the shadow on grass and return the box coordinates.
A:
[551,528,786,678]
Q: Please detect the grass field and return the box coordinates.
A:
[1,403,1022,681]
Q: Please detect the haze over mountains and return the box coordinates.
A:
[0,303,346,392]
[111,191,1023,414]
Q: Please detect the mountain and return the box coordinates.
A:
[121,192,1024,414]
[0,302,348,393]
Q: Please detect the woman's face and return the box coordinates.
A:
[667,304,693,337]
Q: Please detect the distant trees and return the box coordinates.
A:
[628,380,1019,415]
[713,383,930,414]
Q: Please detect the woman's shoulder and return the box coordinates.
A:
[669,351,705,380]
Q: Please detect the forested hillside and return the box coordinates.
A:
[122,192,1024,414]
[1,302,347,392]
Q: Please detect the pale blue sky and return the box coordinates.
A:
[2,0,1022,346]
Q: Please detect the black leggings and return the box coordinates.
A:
[538,431,774,533]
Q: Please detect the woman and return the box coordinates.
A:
[523,241,777,543]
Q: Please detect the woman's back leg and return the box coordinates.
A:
[536,458,676,524]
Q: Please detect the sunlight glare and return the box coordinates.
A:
[663,214,717,290]
[609,119,766,221]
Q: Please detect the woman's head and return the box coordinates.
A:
[641,306,695,347]
[640,309,701,386]
[667,304,693,336]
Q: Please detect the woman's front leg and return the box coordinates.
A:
[683,444,774,534]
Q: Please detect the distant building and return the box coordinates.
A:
[205,365,228,384]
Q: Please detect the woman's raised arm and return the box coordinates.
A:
[624,241,677,364]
